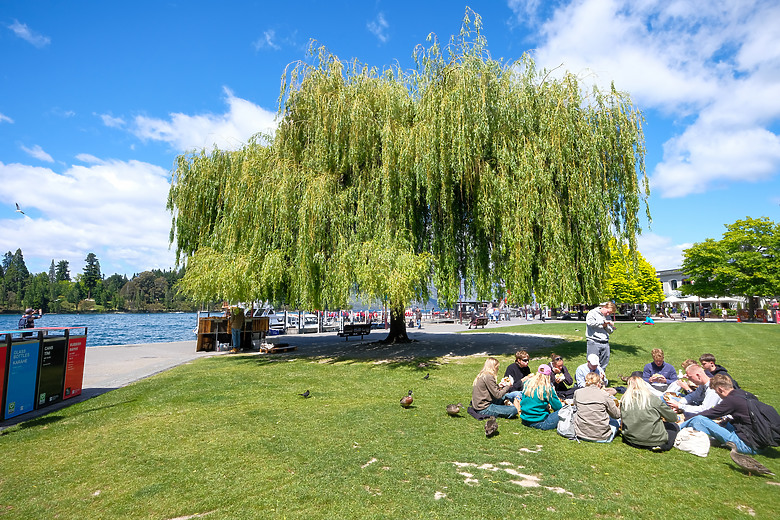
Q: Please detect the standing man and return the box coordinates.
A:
[585,302,617,370]
[230,305,245,352]
[18,308,43,338]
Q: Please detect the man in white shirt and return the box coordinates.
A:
[575,354,617,396]
[666,364,721,416]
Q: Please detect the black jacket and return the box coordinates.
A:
[697,389,759,449]
[707,364,740,389]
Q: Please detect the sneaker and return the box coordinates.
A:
[650,446,662,452]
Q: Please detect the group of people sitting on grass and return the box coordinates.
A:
[470,349,777,455]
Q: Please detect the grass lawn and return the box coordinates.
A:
[1,322,778,519]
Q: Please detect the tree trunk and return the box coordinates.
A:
[381,305,412,343]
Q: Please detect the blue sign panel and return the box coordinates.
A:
[4,340,41,419]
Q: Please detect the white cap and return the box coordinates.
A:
[587,354,600,366]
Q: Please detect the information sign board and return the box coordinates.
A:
[63,335,87,400]
[4,340,40,419]
[36,336,67,408]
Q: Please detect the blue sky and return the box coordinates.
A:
[1,0,779,278]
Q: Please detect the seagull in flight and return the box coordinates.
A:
[15,203,25,215]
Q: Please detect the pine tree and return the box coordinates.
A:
[83,253,102,300]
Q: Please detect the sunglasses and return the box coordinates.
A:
[554,357,563,361]
[520,358,530,362]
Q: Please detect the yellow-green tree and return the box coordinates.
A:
[603,240,664,304]
[167,12,649,342]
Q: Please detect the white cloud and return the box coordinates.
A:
[637,232,691,271]
[75,153,105,164]
[20,144,54,163]
[0,113,14,124]
[0,158,174,276]
[51,108,76,118]
[652,124,780,197]
[253,29,281,51]
[367,12,389,43]
[8,20,51,48]
[511,0,780,198]
[132,87,277,152]
[99,113,126,128]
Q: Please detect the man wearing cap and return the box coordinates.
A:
[586,302,617,369]
[576,354,617,396]
[18,308,43,338]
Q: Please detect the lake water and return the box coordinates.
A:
[0,313,198,348]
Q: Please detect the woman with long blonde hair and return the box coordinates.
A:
[520,365,563,430]
[620,376,679,451]
[472,357,519,418]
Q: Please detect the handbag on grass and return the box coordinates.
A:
[673,427,710,457]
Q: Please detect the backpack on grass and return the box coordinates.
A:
[557,403,578,441]
[744,393,780,449]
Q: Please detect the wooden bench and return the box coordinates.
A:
[338,323,372,340]
[468,316,489,329]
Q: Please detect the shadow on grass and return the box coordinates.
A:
[0,414,65,434]
[1,396,138,435]
[221,330,571,368]
[222,353,445,371]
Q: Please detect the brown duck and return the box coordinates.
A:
[726,442,774,476]
[400,390,413,408]
[485,416,498,437]
[446,403,463,416]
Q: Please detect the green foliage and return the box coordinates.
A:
[169,12,648,313]
[82,252,102,299]
[682,216,779,317]
[0,248,194,313]
[55,259,71,281]
[2,249,30,307]
[603,239,664,303]
[22,272,50,310]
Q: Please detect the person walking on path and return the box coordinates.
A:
[585,302,617,370]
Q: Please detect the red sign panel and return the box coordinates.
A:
[63,335,87,400]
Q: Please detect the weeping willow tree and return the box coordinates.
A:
[168,11,649,343]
